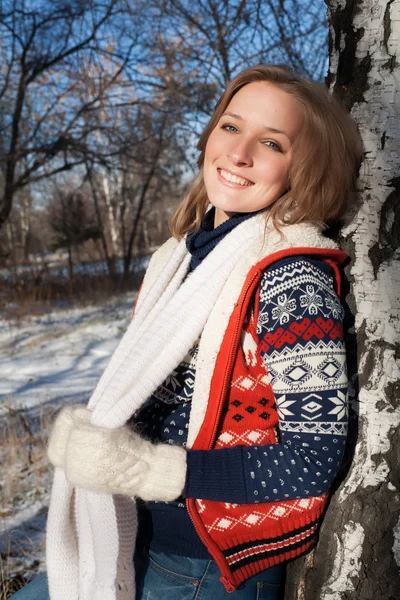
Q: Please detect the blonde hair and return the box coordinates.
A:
[171,64,363,239]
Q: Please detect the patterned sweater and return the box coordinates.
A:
[134,255,347,557]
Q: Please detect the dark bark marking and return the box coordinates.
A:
[356,339,398,393]
[325,0,370,110]
[387,426,400,489]
[304,480,400,600]
[381,131,386,150]
[368,176,400,278]
[358,466,400,599]
[382,55,397,72]
[383,0,394,54]
[338,235,357,314]
[382,376,400,413]
[359,349,374,386]
[337,50,370,108]
[382,0,398,72]
[346,316,368,386]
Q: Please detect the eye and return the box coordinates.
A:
[262,140,282,152]
[221,123,238,133]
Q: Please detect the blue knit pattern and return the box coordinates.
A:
[252,257,347,497]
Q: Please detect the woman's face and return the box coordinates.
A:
[203,81,304,226]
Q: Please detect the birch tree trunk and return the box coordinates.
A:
[99,167,120,257]
[284,1,400,598]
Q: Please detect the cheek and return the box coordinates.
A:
[204,133,219,165]
[203,146,216,197]
[258,158,289,186]
[203,147,214,178]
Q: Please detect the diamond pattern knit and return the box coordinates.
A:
[134,255,347,557]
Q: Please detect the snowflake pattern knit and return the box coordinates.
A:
[134,255,348,556]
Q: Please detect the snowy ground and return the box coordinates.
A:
[0,293,135,592]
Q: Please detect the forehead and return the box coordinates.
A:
[225,81,304,137]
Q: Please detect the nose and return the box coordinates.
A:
[227,138,254,167]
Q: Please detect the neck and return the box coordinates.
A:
[214,208,231,228]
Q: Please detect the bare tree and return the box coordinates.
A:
[0,0,142,230]
[0,0,330,249]
[49,187,101,280]
[81,94,187,279]
[116,106,187,277]
[85,163,119,279]
[132,0,329,131]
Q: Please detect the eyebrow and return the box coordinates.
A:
[222,111,292,142]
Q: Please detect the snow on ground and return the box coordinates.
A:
[0,292,135,589]
[0,294,135,412]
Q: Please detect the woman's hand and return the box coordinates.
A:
[47,405,187,502]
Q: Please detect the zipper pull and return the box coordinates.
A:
[220,576,236,593]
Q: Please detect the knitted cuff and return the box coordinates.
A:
[139,442,187,502]
[185,446,247,503]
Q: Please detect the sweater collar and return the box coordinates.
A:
[186,207,254,271]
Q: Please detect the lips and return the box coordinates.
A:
[218,168,254,187]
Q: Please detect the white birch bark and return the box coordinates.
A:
[18,192,32,259]
[93,125,121,257]
[99,166,120,256]
[285,1,400,598]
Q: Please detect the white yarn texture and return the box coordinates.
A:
[51,412,188,501]
[46,215,338,599]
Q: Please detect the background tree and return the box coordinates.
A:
[0,0,141,229]
[49,188,101,280]
[0,0,331,281]
[139,0,329,133]
[284,1,400,598]
[84,97,188,278]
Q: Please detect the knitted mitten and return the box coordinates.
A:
[47,405,91,468]
[54,410,187,502]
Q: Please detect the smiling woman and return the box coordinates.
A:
[203,82,304,225]
[13,65,363,600]
[172,64,362,237]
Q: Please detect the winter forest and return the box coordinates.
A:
[0,0,399,598]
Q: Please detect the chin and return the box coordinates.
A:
[209,196,247,214]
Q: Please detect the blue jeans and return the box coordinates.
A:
[8,572,48,599]
[9,550,284,599]
[136,550,284,599]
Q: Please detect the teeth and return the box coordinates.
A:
[219,169,252,186]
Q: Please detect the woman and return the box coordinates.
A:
[13,64,362,600]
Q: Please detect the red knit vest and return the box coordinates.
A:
[187,248,346,591]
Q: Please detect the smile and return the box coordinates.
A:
[218,168,254,187]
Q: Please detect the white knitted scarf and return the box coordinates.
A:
[46,215,270,600]
[46,214,338,600]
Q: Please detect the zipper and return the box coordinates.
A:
[187,268,262,592]
[220,577,236,593]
